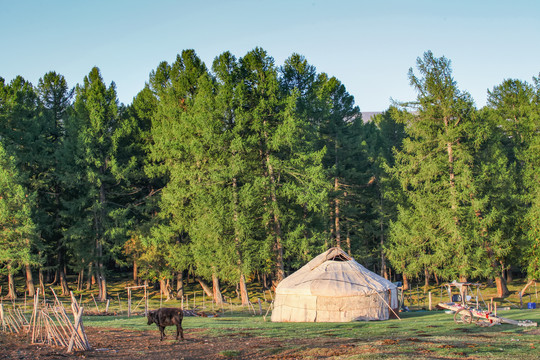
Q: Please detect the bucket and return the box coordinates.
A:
[527,302,536,309]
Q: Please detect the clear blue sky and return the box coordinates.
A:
[1,0,539,111]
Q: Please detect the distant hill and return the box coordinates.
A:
[361,112,382,123]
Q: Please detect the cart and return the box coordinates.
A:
[437,281,537,327]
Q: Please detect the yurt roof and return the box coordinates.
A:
[276,247,396,297]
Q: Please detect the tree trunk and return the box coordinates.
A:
[346,229,351,255]
[212,273,223,305]
[239,273,249,306]
[495,276,510,297]
[334,177,341,248]
[133,261,139,285]
[50,269,58,286]
[506,266,513,283]
[262,273,268,290]
[176,272,184,299]
[402,273,409,291]
[95,180,108,302]
[7,264,17,299]
[77,268,84,291]
[424,268,429,293]
[86,262,93,290]
[196,277,213,297]
[232,176,248,306]
[444,116,456,209]
[60,268,70,295]
[262,124,285,286]
[379,192,388,279]
[160,278,172,300]
[25,264,35,297]
[39,268,45,295]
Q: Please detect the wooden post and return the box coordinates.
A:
[144,286,148,316]
[0,303,4,331]
[258,298,262,315]
[31,289,39,342]
[494,302,497,316]
[92,294,100,313]
[67,306,84,353]
[105,299,110,313]
[519,292,523,309]
[127,288,131,317]
[428,291,432,311]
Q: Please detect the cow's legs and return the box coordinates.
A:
[159,326,165,341]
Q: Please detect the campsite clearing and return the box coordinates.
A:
[1,310,539,359]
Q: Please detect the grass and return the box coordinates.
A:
[219,350,241,357]
[2,274,539,358]
[79,309,540,359]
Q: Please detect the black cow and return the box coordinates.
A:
[147,307,184,341]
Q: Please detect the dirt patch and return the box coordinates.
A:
[0,327,375,359]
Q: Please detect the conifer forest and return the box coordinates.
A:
[1,49,539,302]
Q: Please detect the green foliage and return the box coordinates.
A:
[387,51,518,283]
[1,48,538,296]
[0,142,36,275]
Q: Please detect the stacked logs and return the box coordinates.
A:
[0,288,91,353]
[29,289,91,352]
[0,303,29,333]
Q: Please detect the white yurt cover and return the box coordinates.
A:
[271,247,398,322]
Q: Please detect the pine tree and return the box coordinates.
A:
[61,67,127,301]
[0,141,36,299]
[487,76,540,282]
[387,52,478,283]
[36,71,73,294]
[0,75,43,296]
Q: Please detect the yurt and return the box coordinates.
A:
[271,247,398,322]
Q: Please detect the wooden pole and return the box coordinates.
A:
[258,298,262,315]
[91,294,99,313]
[144,286,148,316]
[428,291,432,311]
[67,306,84,353]
[105,299,110,313]
[127,288,131,317]
[0,303,4,331]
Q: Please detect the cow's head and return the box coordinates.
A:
[147,310,156,325]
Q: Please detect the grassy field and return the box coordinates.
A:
[82,309,540,359]
[1,275,539,359]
